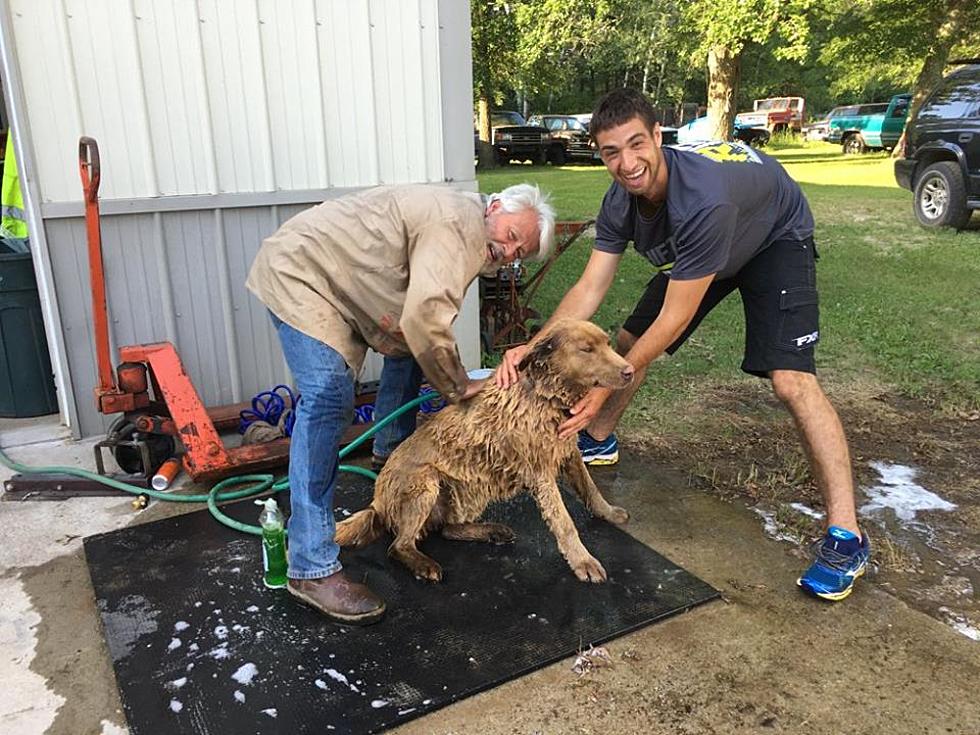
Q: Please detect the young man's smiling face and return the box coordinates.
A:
[595,116,666,202]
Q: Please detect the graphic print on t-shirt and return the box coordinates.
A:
[671,140,764,165]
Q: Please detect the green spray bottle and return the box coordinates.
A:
[256,498,288,589]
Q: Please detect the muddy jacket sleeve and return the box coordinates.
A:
[399,221,477,403]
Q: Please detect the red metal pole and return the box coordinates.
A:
[78,137,117,402]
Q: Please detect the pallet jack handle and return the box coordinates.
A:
[78,136,117,399]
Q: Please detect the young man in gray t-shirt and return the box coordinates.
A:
[495,89,869,603]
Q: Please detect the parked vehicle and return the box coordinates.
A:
[803,106,849,142]
[527,114,595,164]
[484,111,551,165]
[531,113,676,163]
[828,95,910,154]
[894,61,980,230]
[734,97,805,136]
[676,116,769,147]
[660,126,679,145]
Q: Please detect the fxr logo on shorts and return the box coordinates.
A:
[794,330,819,347]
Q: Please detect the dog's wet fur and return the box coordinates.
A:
[335,319,635,583]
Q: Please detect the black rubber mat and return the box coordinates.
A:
[84,474,718,734]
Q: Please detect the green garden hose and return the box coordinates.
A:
[0,392,437,536]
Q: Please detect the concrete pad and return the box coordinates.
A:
[0,414,70,449]
[1,437,978,735]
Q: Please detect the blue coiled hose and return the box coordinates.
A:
[238,384,298,437]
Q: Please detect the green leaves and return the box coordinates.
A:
[470,0,977,127]
[682,0,814,60]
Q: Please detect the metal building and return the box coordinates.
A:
[0,0,479,439]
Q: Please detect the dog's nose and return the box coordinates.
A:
[621,365,635,382]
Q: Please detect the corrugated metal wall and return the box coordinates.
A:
[3,0,478,437]
[15,0,448,201]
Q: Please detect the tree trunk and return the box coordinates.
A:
[654,59,665,106]
[472,1,496,169]
[476,98,496,169]
[641,27,656,95]
[893,0,973,158]
[707,44,740,142]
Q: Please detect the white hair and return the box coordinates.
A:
[489,183,556,262]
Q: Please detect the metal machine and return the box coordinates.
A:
[79,137,293,483]
[479,220,594,351]
[79,137,591,483]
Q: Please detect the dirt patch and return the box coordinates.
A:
[394,450,980,735]
[623,377,980,641]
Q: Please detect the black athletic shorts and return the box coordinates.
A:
[622,237,819,378]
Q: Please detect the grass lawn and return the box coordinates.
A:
[477,142,980,427]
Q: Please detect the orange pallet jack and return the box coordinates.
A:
[77,137,585,483]
[80,137,299,483]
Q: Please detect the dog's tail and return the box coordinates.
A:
[335,507,384,548]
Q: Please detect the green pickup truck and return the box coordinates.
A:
[827,94,911,154]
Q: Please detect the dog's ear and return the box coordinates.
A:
[518,334,559,371]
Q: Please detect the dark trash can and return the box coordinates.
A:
[0,252,58,417]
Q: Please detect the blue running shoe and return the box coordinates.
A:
[577,431,619,466]
[797,526,870,601]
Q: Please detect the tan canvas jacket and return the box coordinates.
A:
[246,185,487,402]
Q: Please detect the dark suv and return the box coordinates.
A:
[527,115,596,164]
[894,61,980,230]
[485,111,551,165]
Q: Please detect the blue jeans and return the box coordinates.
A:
[371,355,424,460]
[270,314,351,580]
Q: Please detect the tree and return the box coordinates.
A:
[606,0,698,109]
[895,0,980,156]
[820,0,946,101]
[471,1,519,167]
[816,0,978,155]
[508,0,702,122]
[512,0,614,97]
[684,0,814,140]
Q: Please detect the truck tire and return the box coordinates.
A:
[842,134,866,155]
[913,161,972,230]
[548,145,567,166]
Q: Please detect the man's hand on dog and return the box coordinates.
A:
[494,344,530,389]
[559,386,613,439]
[495,345,616,439]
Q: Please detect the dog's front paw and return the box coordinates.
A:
[571,555,607,583]
[412,559,443,582]
[604,505,629,524]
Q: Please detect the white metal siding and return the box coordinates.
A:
[11,0,448,202]
[2,0,477,437]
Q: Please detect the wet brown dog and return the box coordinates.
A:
[335,319,635,583]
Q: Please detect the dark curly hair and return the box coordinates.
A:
[590,89,660,140]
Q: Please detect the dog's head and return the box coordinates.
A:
[517,319,634,395]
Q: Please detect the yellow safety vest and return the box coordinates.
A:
[1,133,29,252]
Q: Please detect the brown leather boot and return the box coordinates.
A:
[287,571,386,625]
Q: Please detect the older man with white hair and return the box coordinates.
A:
[247,183,555,625]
